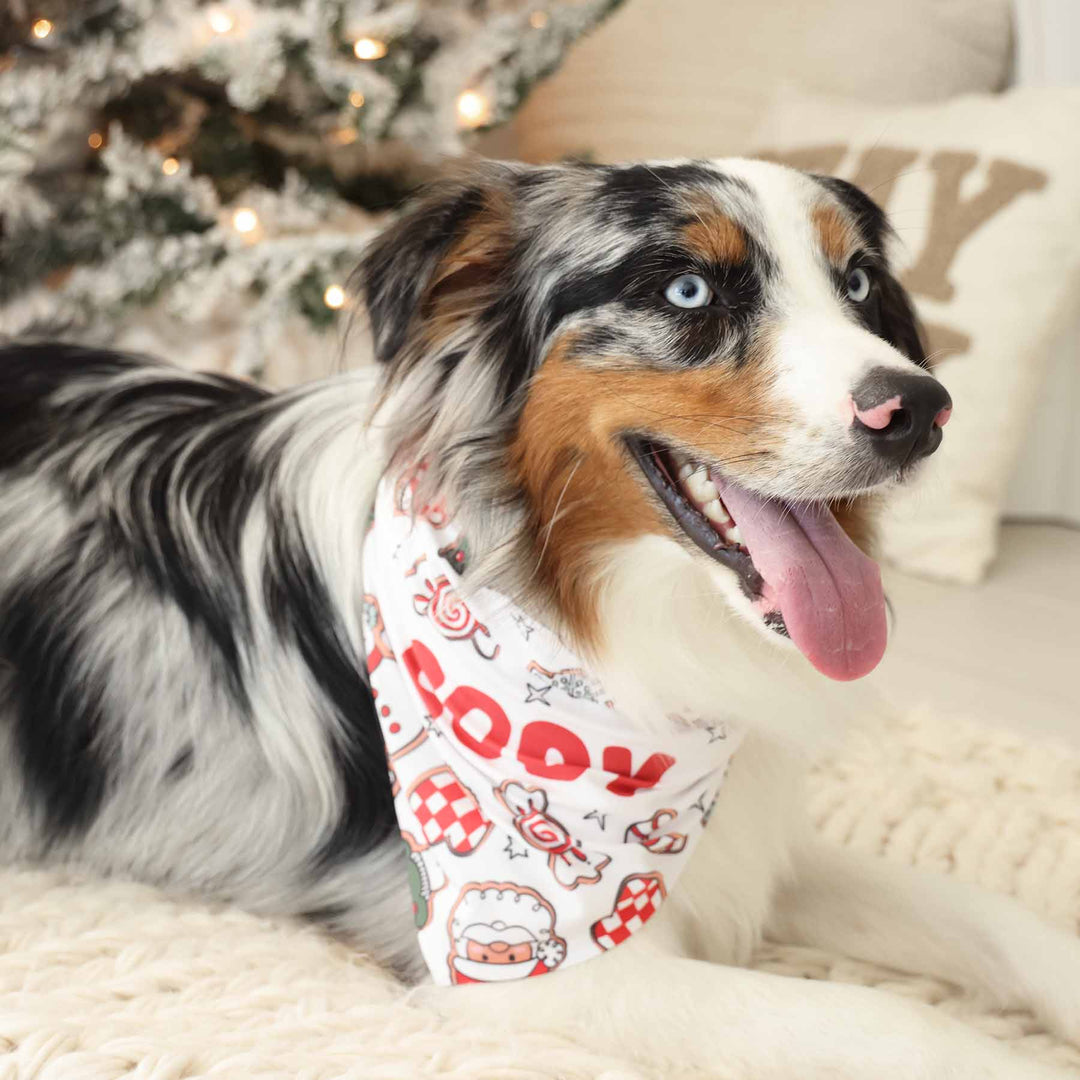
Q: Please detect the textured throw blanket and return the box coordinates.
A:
[2,708,1078,1079]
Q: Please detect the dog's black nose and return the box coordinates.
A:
[849,367,953,466]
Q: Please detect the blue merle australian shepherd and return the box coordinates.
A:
[1,159,1077,1079]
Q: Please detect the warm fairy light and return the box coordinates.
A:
[323,284,346,309]
[353,37,387,60]
[162,157,180,175]
[87,131,103,150]
[207,8,235,34]
[232,207,259,234]
[329,126,358,146]
[529,10,549,29]
[456,90,491,128]
[348,90,365,108]
[32,18,53,39]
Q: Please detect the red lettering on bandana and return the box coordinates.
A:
[517,721,590,782]
[602,749,677,797]
[403,639,444,719]
[446,685,511,759]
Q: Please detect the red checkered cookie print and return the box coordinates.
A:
[591,872,667,950]
[408,766,492,855]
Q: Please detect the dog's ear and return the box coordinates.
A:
[812,174,928,368]
[357,163,517,366]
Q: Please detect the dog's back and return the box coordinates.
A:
[0,343,423,979]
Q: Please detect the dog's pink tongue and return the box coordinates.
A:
[711,475,887,681]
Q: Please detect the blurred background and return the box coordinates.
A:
[2,0,1078,739]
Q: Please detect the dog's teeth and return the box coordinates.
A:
[702,498,729,525]
[725,524,743,545]
[684,469,718,504]
[677,462,695,481]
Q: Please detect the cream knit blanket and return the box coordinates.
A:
[2,709,1078,1079]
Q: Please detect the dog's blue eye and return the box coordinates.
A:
[664,273,713,309]
[846,267,871,303]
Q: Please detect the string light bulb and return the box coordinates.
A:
[162,157,180,176]
[207,7,235,34]
[348,90,365,108]
[529,10,549,28]
[323,284,346,310]
[329,127,358,146]
[456,90,491,129]
[31,17,53,39]
[87,131,104,150]
[353,37,387,60]
[232,207,259,234]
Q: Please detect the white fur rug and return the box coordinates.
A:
[2,709,1079,1080]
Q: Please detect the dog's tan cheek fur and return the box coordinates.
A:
[510,337,784,650]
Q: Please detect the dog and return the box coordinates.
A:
[1,158,1077,1078]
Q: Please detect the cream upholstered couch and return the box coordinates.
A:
[482,0,1080,743]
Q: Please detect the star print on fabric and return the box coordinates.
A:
[524,682,552,706]
[422,715,444,739]
[690,792,711,817]
[504,836,530,860]
[584,809,608,831]
[512,613,536,640]
[704,723,728,743]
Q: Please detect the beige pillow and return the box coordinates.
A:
[500,0,1011,163]
[753,88,1080,583]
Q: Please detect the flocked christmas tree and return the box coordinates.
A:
[0,0,619,381]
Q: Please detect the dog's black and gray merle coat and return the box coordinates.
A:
[0,343,426,973]
[0,158,935,985]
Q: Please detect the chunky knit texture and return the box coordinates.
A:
[2,708,1078,1079]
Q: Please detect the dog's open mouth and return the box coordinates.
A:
[627,437,888,682]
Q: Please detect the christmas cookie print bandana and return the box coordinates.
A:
[362,467,744,986]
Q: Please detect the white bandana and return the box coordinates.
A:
[361,467,744,986]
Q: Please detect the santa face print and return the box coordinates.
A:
[447,881,567,985]
[463,925,536,965]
